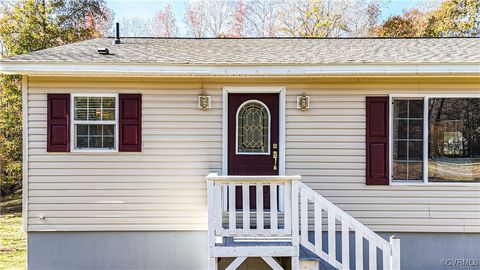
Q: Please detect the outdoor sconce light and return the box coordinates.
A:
[198,91,211,111]
[297,93,310,111]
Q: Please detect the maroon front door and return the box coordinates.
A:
[228,93,279,209]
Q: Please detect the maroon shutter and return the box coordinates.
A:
[119,94,142,152]
[47,94,70,152]
[366,96,389,185]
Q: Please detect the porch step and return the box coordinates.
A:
[211,245,297,258]
[219,237,291,247]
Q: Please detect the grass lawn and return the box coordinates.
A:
[0,197,26,270]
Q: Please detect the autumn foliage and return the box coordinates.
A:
[0,0,112,197]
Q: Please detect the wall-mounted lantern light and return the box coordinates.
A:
[297,93,310,111]
[198,91,211,111]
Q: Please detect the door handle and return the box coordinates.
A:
[273,150,278,171]
[272,143,278,171]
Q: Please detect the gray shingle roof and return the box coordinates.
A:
[1,37,479,65]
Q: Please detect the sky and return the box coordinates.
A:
[105,0,428,35]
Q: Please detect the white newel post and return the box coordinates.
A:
[207,175,217,270]
[390,235,401,270]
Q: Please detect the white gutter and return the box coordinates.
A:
[0,62,479,76]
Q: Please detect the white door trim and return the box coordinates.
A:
[222,86,286,211]
[222,86,286,176]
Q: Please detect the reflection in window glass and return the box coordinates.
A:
[428,98,480,182]
[392,99,424,181]
[237,101,269,153]
[74,96,116,121]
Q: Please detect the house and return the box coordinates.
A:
[0,34,479,270]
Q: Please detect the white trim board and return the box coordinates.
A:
[21,75,28,231]
[1,62,479,76]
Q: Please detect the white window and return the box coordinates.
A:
[392,98,424,181]
[391,96,480,183]
[72,94,118,151]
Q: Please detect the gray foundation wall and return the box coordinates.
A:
[28,231,208,270]
[28,231,480,270]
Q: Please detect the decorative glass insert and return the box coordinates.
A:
[428,98,480,182]
[237,101,270,153]
[392,99,424,181]
[73,96,116,150]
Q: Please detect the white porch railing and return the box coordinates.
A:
[207,173,400,270]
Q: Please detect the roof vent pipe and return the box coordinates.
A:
[113,22,121,44]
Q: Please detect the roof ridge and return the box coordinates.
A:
[103,36,480,40]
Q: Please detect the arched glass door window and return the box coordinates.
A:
[236,100,270,154]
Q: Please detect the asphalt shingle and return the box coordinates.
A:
[1,37,479,65]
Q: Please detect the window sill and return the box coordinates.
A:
[390,181,480,187]
[71,149,118,153]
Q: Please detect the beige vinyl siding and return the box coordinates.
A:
[285,85,480,233]
[26,77,480,232]
[27,79,222,231]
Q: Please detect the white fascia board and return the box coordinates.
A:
[0,62,479,76]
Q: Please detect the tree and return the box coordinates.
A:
[346,1,383,37]
[152,4,178,37]
[0,0,112,197]
[228,0,246,37]
[184,1,207,37]
[0,75,22,197]
[279,0,383,37]
[244,0,282,37]
[373,0,479,37]
[425,0,480,37]
[0,0,112,56]
[117,16,153,37]
[374,8,428,37]
[279,0,346,37]
[184,0,234,37]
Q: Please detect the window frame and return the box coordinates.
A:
[389,94,480,185]
[70,93,119,153]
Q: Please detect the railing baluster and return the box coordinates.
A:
[356,231,364,270]
[291,179,300,270]
[284,182,292,235]
[256,182,264,233]
[341,217,350,270]
[214,183,223,233]
[369,239,377,270]
[228,183,236,233]
[383,244,391,270]
[300,189,308,245]
[314,201,322,255]
[242,182,250,234]
[270,183,278,235]
[328,209,336,263]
